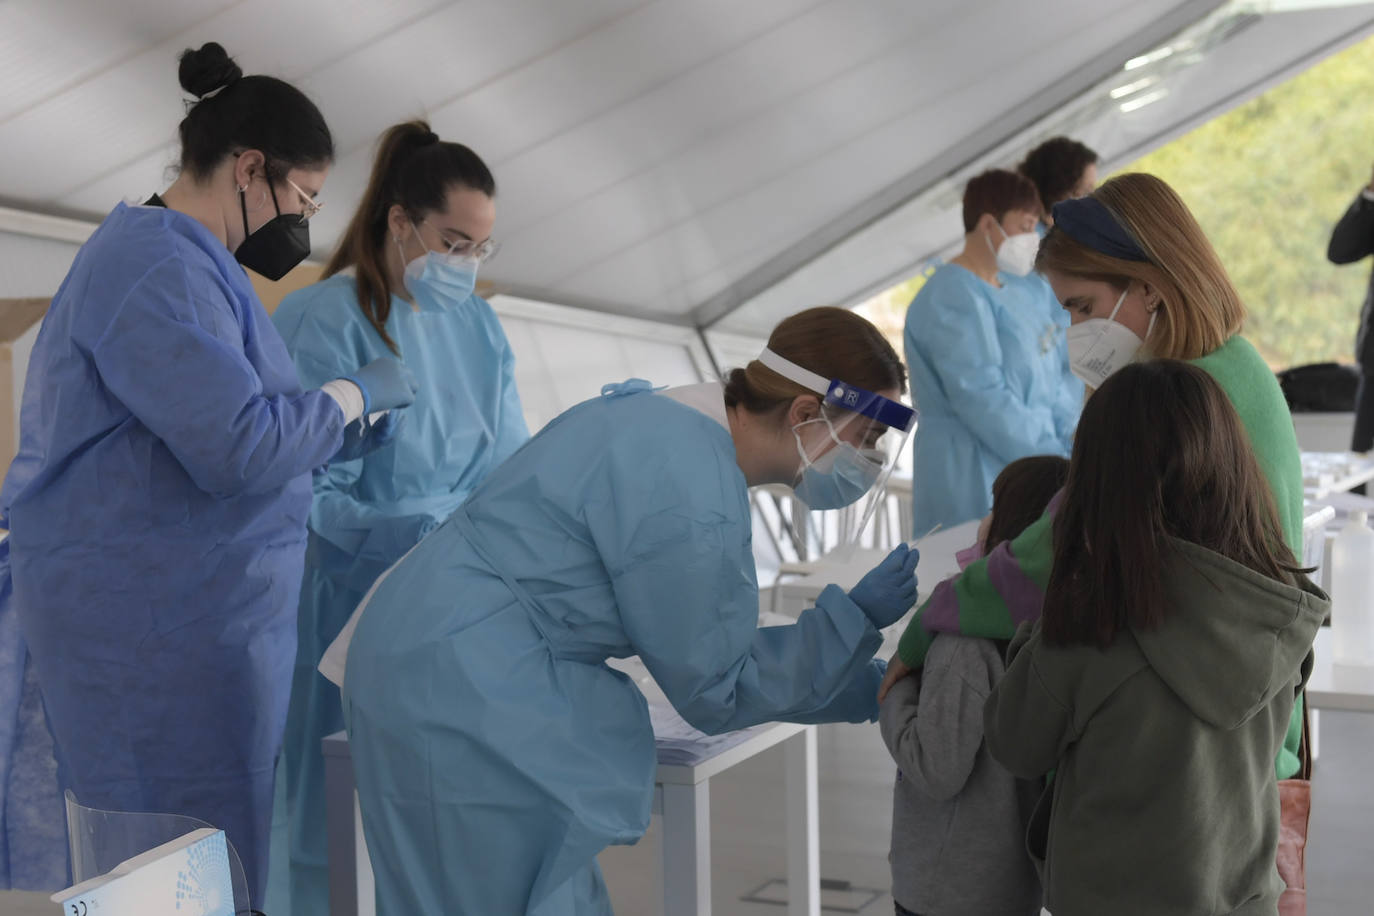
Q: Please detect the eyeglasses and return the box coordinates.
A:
[421,220,500,263]
[283,177,323,222]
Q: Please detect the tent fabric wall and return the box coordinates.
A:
[7,0,1374,340]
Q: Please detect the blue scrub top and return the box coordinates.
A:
[904,263,1075,533]
[273,275,529,588]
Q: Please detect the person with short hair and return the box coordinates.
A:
[903,169,1075,534]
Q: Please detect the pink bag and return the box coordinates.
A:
[1275,695,1312,916]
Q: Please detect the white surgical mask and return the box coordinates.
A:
[987,223,1040,277]
[397,223,479,312]
[1066,289,1156,388]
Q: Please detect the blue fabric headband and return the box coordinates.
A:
[1051,196,1151,263]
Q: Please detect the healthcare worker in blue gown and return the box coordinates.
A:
[904,168,1076,534]
[320,306,923,915]
[269,121,528,916]
[1014,135,1101,433]
[0,44,418,901]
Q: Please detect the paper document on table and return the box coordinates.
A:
[649,702,769,766]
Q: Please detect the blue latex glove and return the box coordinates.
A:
[345,357,419,413]
[333,412,406,463]
[849,544,921,629]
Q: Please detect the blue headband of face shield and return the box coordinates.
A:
[756,348,916,434]
[758,348,916,517]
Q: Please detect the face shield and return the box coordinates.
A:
[759,348,916,550]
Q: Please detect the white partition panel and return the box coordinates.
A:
[489,294,724,433]
[0,231,81,299]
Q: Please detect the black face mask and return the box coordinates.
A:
[234,176,311,281]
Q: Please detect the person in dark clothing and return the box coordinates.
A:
[1327,166,1374,453]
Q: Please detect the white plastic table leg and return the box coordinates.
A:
[660,780,711,915]
[784,727,820,916]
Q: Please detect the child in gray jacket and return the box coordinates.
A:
[880,455,1066,916]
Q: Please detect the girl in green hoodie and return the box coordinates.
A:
[984,360,1328,916]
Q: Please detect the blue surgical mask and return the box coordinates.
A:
[397,224,479,312]
[791,417,883,510]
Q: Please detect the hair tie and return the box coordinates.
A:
[195,73,242,101]
[1052,196,1151,263]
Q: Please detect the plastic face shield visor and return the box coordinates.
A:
[759,348,916,548]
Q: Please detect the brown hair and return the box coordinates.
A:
[324,120,496,353]
[961,169,1040,233]
[723,307,906,415]
[1043,360,1298,649]
[1035,172,1245,361]
[983,455,1070,553]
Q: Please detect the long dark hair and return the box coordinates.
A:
[1043,360,1298,648]
[176,43,333,181]
[984,455,1070,553]
[325,120,497,354]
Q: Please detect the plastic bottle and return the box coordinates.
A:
[1331,510,1374,666]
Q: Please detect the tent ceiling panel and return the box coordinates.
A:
[715,0,1374,336]
[0,1,1368,331]
[0,0,233,125]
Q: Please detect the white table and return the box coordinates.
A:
[1307,628,1374,713]
[1302,451,1374,500]
[654,722,818,916]
[322,720,820,916]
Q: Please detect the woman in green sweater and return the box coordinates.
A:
[882,172,1308,776]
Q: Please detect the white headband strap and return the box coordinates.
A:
[758,347,831,397]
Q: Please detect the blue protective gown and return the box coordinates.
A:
[341,381,886,915]
[1002,270,1084,444]
[904,263,1075,533]
[0,203,346,900]
[269,275,528,915]
[1022,221,1086,437]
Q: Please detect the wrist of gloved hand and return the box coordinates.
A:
[332,412,406,464]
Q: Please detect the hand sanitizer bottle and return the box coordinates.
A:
[1332,510,1374,666]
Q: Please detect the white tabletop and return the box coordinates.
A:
[1303,451,1374,500]
[1308,628,1374,713]
[654,720,808,785]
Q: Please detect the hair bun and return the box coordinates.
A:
[179,42,243,99]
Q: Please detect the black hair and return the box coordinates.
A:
[1017,137,1099,215]
[325,120,497,353]
[177,42,334,181]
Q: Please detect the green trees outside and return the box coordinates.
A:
[859,32,1374,371]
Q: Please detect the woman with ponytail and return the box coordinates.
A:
[270,120,528,916]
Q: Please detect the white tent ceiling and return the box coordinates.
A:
[2,0,1373,338]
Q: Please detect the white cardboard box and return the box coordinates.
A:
[51,828,234,916]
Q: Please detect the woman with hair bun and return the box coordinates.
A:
[0,42,417,899]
